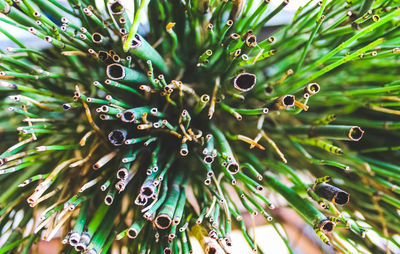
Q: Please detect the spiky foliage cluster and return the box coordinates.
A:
[1,0,400,253]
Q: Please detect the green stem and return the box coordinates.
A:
[123,0,151,52]
[295,0,327,72]
[282,125,364,141]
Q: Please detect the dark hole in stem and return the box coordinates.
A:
[204,156,214,164]
[283,95,295,106]
[122,111,135,122]
[321,221,334,233]
[62,104,71,110]
[264,86,273,95]
[117,169,127,179]
[307,83,320,94]
[231,33,240,39]
[105,196,113,205]
[227,163,239,174]
[107,64,124,80]
[180,149,188,156]
[349,126,364,141]
[207,247,217,254]
[69,238,78,245]
[142,187,153,197]
[233,73,256,92]
[164,248,171,254]
[201,95,210,103]
[116,182,124,191]
[136,195,147,205]
[98,51,109,62]
[75,244,85,251]
[246,35,257,47]
[247,36,256,43]
[156,215,171,229]
[130,34,142,48]
[108,129,126,146]
[92,33,102,42]
[334,191,350,205]
[127,229,138,238]
[110,2,123,14]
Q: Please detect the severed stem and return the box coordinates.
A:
[209,77,220,119]
[260,130,287,163]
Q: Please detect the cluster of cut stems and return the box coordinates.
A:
[1,0,400,253]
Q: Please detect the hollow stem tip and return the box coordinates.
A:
[122,33,167,73]
[92,32,104,44]
[314,183,350,206]
[155,214,172,229]
[69,232,80,246]
[317,219,336,234]
[141,180,156,197]
[127,219,146,239]
[108,129,127,146]
[121,110,135,122]
[269,95,295,110]
[284,125,364,141]
[109,0,124,15]
[348,126,364,141]
[305,83,320,95]
[206,245,217,254]
[106,63,148,83]
[226,161,239,174]
[232,72,256,92]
